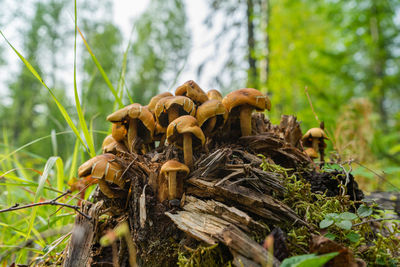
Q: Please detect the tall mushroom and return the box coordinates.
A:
[175,80,208,105]
[196,99,228,136]
[78,153,125,198]
[166,115,205,168]
[160,160,189,201]
[222,88,271,136]
[302,127,328,163]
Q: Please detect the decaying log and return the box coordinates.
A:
[278,115,303,148]
[63,201,103,267]
[186,177,306,225]
[166,196,280,267]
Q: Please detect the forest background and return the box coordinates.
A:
[0,0,399,263]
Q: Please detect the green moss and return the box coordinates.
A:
[177,244,232,267]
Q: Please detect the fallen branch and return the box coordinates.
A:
[0,190,91,220]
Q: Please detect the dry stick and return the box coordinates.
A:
[0,190,91,220]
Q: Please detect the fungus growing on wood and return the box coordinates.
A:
[207,89,223,101]
[108,104,155,153]
[78,153,125,198]
[111,122,128,142]
[102,135,128,154]
[222,88,271,136]
[304,147,318,160]
[196,99,228,136]
[147,92,173,113]
[160,160,189,201]
[175,80,208,105]
[166,115,205,168]
[302,126,328,162]
[155,96,196,128]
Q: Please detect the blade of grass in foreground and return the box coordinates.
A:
[73,0,96,157]
[77,26,124,108]
[0,31,89,154]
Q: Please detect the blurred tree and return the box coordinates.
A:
[3,0,71,158]
[128,0,191,104]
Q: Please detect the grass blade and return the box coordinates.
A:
[77,26,124,107]
[0,31,89,154]
[73,0,96,157]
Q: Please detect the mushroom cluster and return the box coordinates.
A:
[77,80,330,202]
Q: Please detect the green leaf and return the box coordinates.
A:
[320,219,334,229]
[280,252,339,267]
[325,213,339,220]
[345,231,360,243]
[357,205,372,218]
[339,212,357,221]
[335,220,352,230]
[324,233,337,241]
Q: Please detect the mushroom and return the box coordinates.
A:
[166,115,205,168]
[147,92,173,113]
[222,88,271,136]
[304,147,318,160]
[108,104,155,153]
[155,96,196,128]
[207,89,223,101]
[302,126,328,163]
[196,99,228,136]
[175,80,208,105]
[160,160,189,201]
[111,122,128,142]
[78,153,125,198]
[102,134,129,154]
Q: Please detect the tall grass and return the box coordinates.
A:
[0,0,132,263]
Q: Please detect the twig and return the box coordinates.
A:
[0,190,91,220]
[353,217,399,227]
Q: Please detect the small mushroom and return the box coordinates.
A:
[207,89,223,101]
[147,92,173,113]
[196,99,228,136]
[111,122,128,142]
[304,147,318,160]
[166,115,205,168]
[102,134,129,154]
[155,96,196,128]
[78,154,125,198]
[302,126,328,163]
[160,160,189,201]
[222,88,271,136]
[175,80,208,105]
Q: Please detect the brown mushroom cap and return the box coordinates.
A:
[111,122,128,142]
[175,80,208,105]
[160,160,190,177]
[155,96,196,128]
[304,147,318,159]
[222,88,271,112]
[78,154,124,188]
[147,92,173,113]
[302,128,328,147]
[107,106,129,122]
[207,89,223,101]
[196,99,228,134]
[166,115,205,148]
[102,135,128,154]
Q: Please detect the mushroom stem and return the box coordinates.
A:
[127,119,138,153]
[168,107,179,124]
[203,117,217,136]
[240,105,254,136]
[167,172,177,200]
[311,139,320,160]
[183,133,193,167]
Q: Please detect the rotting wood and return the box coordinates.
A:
[63,201,103,267]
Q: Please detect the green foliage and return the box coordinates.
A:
[177,244,231,267]
[280,252,339,267]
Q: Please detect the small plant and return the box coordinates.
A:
[280,252,339,267]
